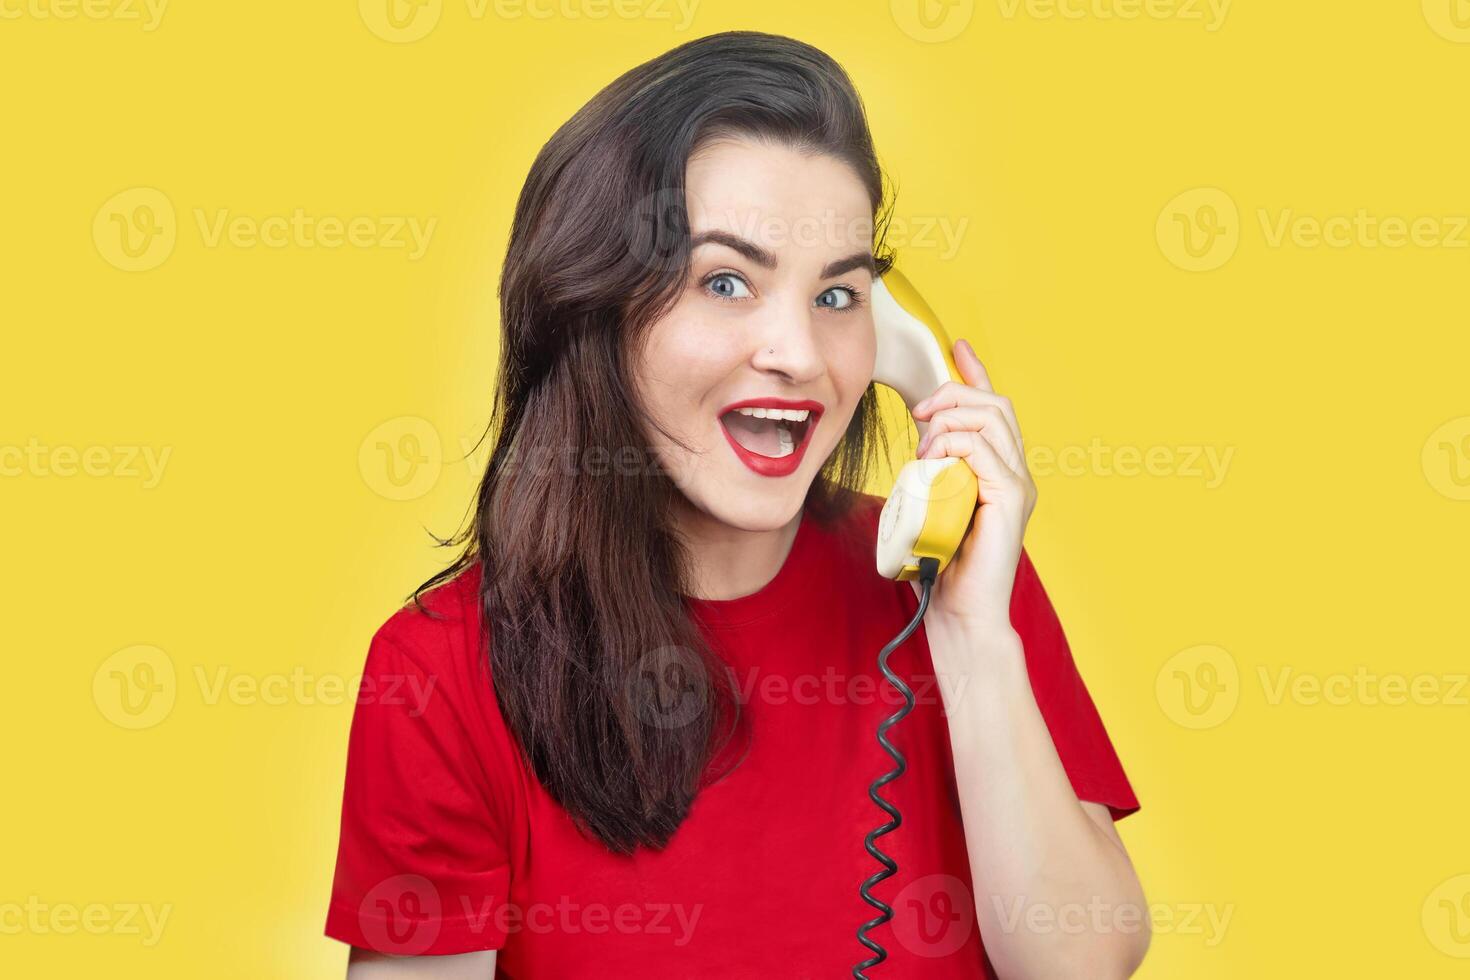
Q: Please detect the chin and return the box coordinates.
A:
[681,475,813,533]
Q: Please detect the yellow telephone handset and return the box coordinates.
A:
[869,268,980,582]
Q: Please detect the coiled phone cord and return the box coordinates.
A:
[854,556,941,979]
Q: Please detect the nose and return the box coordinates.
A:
[749,293,824,384]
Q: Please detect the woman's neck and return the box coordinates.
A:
[672,497,803,601]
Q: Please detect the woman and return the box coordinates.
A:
[326,30,1147,979]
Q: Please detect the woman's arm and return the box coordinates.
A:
[346,946,496,978]
[926,617,1149,980]
[902,338,1149,978]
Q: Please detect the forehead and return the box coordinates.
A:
[684,138,874,254]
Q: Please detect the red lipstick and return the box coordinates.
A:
[716,398,824,478]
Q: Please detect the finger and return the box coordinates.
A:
[911,431,1029,505]
[953,337,994,394]
[917,405,1025,475]
[914,384,1023,452]
[921,429,1029,492]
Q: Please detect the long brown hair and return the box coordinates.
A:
[414,30,897,854]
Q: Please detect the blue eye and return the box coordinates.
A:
[704,272,752,301]
[816,286,859,311]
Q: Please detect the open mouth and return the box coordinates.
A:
[718,404,819,459]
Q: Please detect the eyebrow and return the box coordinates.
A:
[690,229,876,279]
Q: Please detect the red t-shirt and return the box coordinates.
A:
[325,493,1139,977]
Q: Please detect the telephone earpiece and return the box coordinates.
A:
[868,268,980,582]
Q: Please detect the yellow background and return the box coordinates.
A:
[3,1,1468,976]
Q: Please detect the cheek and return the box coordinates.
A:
[822,328,876,405]
[636,314,736,426]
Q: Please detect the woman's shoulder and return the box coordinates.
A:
[364,562,488,681]
[354,562,527,773]
[375,560,481,629]
[339,562,525,863]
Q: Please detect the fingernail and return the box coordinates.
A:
[959,338,974,357]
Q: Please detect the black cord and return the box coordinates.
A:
[854,556,941,978]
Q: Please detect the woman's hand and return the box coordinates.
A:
[907,338,1038,632]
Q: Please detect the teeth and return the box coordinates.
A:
[773,425,795,457]
[735,407,810,422]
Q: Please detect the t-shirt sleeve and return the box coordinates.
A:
[324,619,515,955]
[1010,548,1141,821]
